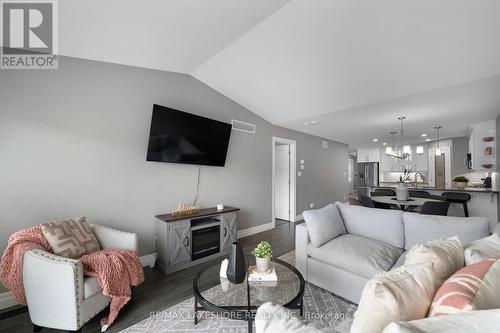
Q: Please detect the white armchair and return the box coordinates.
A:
[23,224,138,332]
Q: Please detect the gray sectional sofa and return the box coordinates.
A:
[295,202,492,304]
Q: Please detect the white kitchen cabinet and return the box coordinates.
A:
[411,145,428,171]
[380,150,394,171]
[357,148,380,162]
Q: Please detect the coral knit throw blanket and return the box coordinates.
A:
[0,225,144,328]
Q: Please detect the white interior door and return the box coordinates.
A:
[348,158,354,193]
[275,144,290,221]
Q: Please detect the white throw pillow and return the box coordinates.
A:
[255,302,337,333]
[404,236,464,284]
[464,233,500,265]
[303,203,346,247]
[350,263,439,333]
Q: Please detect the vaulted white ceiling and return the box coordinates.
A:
[59,0,290,73]
[193,0,500,147]
[58,0,500,148]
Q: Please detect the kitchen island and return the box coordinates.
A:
[375,185,498,228]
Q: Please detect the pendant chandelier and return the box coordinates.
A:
[386,116,412,160]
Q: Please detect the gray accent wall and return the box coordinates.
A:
[0,56,348,260]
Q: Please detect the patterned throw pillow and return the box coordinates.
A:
[41,216,100,259]
[464,233,500,265]
[429,257,500,317]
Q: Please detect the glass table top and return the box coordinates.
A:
[194,256,303,309]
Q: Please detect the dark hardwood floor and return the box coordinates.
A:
[0,221,300,333]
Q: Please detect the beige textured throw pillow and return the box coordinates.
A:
[464,233,500,265]
[350,263,439,333]
[41,216,100,258]
[404,236,464,284]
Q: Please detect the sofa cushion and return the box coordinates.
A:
[83,276,102,299]
[41,216,101,259]
[391,251,407,270]
[303,203,346,247]
[464,233,500,265]
[382,309,500,333]
[403,213,490,250]
[307,234,403,279]
[336,202,404,248]
[351,263,439,333]
[405,237,464,284]
[429,258,500,317]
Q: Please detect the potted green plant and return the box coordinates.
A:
[453,176,469,188]
[251,241,273,273]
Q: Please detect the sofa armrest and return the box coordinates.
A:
[23,250,83,330]
[90,224,138,252]
[295,223,310,280]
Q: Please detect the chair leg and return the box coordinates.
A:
[33,325,42,332]
[463,202,469,217]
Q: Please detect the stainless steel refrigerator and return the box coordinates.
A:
[357,162,379,197]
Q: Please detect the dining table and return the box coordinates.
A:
[370,195,444,211]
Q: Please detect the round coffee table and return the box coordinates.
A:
[193,257,305,333]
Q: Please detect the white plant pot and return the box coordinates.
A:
[453,182,468,189]
[396,183,409,201]
[255,257,271,273]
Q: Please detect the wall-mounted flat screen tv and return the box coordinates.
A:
[146,104,232,167]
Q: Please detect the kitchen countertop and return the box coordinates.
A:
[376,184,499,193]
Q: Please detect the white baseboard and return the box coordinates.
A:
[237,221,275,239]
[0,291,16,310]
[0,253,158,311]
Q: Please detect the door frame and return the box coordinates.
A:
[272,136,297,225]
[428,147,452,187]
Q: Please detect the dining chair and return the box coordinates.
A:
[441,192,471,217]
[429,195,447,201]
[409,190,430,198]
[419,201,451,216]
[370,192,398,209]
[374,188,396,196]
[407,190,430,212]
[359,195,375,208]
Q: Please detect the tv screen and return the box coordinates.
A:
[146,104,232,166]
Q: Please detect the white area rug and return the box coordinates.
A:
[121,251,357,332]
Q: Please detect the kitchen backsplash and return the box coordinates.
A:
[381,171,429,183]
[456,171,498,186]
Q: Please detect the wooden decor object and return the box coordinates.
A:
[171,202,200,218]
